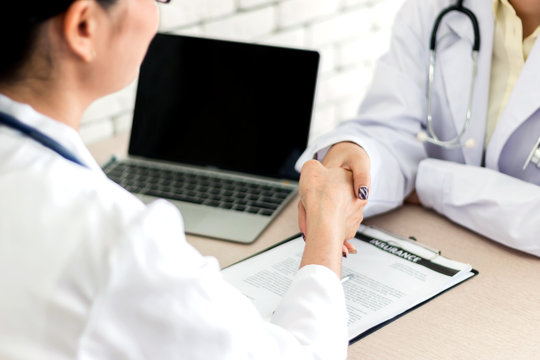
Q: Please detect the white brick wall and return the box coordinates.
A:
[81,0,406,145]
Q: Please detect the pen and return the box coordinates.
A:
[341,274,354,284]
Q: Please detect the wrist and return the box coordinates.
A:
[301,221,345,276]
[304,204,345,233]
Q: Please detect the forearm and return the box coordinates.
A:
[417,159,540,256]
[300,218,344,277]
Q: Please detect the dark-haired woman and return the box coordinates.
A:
[0,1,365,358]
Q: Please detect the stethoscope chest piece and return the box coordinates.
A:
[523,136,540,170]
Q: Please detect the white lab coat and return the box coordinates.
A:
[297,0,540,256]
[0,94,348,360]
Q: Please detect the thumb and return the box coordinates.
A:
[349,154,371,200]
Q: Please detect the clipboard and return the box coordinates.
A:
[350,267,478,344]
[223,225,479,344]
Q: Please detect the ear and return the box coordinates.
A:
[61,1,100,62]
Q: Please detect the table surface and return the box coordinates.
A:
[88,133,540,360]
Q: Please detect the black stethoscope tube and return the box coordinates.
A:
[430,0,480,52]
[0,111,87,168]
[420,0,481,149]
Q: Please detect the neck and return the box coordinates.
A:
[0,78,90,130]
[510,0,540,38]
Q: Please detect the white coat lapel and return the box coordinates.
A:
[436,1,494,165]
[437,13,473,135]
[485,38,540,170]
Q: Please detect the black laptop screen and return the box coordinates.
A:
[128,34,319,181]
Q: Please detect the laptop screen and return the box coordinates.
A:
[129,33,319,181]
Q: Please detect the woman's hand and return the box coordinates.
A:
[297,160,367,276]
[298,142,371,258]
[321,142,371,200]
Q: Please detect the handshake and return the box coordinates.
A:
[297,142,371,277]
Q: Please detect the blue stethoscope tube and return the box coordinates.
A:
[0,111,87,168]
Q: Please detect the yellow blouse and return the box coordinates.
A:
[485,0,540,148]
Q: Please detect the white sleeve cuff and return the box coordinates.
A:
[271,264,348,360]
[416,159,450,213]
[295,133,382,185]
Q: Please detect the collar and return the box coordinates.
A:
[493,0,500,14]
[0,93,103,173]
[494,0,540,41]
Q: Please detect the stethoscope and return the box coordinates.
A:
[417,0,540,171]
[0,111,87,168]
[417,0,480,150]
[523,136,540,170]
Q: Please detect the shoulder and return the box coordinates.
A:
[394,0,455,31]
[1,153,185,244]
[1,154,191,291]
[396,0,493,29]
[399,0,457,16]
[0,155,193,358]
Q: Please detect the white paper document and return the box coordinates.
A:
[222,225,476,342]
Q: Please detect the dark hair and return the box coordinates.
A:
[0,0,117,83]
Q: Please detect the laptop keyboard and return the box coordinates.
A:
[105,162,294,217]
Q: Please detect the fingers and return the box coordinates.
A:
[321,142,354,168]
[297,201,307,236]
[344,240,357,254]
[345,224,359,243]
[298,156,365,253]
[319,142,371,201]
[348,149,371,201]
[300,159,325,178]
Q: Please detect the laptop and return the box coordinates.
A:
[103,33,319,243]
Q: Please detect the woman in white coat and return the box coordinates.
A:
[297,0,540,257]
[0,1,366,359]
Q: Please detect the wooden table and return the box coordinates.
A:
[88,133,540,360]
